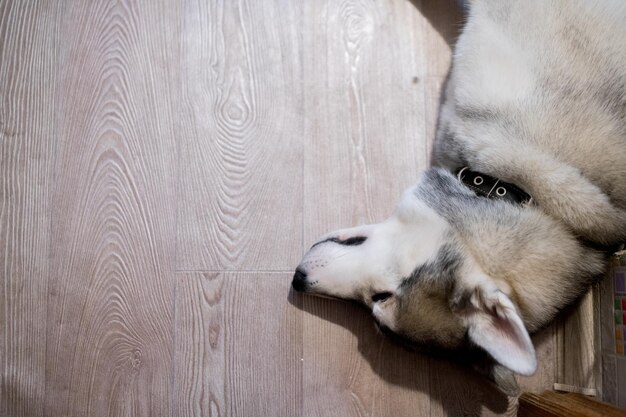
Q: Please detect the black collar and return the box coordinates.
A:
[455,167,532,206]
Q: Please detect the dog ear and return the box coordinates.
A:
[453,281,536,376]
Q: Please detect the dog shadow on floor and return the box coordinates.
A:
[288,290,512,415]
[410,0,466,50]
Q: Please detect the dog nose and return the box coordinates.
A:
[292,268,308,292]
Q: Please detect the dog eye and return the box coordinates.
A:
[339,236,367,246]
[310,235,367,250]
[372,292,392,303]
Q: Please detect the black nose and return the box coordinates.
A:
[292,268,308,292]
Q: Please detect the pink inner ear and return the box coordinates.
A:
[473,314,536,375]
[492,314,514,333]
[465,288,537,376]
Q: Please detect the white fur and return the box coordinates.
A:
[454,11,536,108]
[297,191,449,305]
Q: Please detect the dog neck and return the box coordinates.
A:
[455,165,624,253]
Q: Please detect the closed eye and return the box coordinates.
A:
[340,236,367,246]
[311,236,367,249]
[372,292,392,303]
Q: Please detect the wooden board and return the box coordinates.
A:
[174,272,302,417]
[519,391,626,417]
[301,2,429,414]
[175,0,304,271]
[424,76,447,164]
[0,2,58,416]
[0,0,581,416]
[302,0,427,238]
[556,290,601,394]
[43,1,180,415]
[299,296,432,417]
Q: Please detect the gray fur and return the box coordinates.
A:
[399,242,463,292]
[414,168,606,331]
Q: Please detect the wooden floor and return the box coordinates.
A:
[1,1,559,416]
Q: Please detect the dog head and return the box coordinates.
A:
[293,168,605,380]
[292,188,451,308]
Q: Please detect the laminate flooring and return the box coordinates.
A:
[1,1,558,415]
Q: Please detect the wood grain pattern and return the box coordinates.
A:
[0,2,58,416]
[519,391,626,417]
[556,290,601,393]
[300,1,437,416]
[43,1,179,416]
[600,259,619,404]
[175,0,304,271]
[1,0,595,416]
[299,296,431,417]
[174,272,302,417]
[519,324,558,395]
[302,0,427,239]
[424,76,447,162]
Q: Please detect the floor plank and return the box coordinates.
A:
[43,1,180,416]
[519,324,558,395]
[556,291,600,392]
[429,358,511,417]
[298,296,431,417]
[175,0,304,271]
[300,1,437,415]
[424,76,447,164]
[413,0,465,78]
[0,0,573,416]
[302,0,427,239]
[174,272,302,417]
[0,2,59,416]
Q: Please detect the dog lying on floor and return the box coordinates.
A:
[292,0,625,393]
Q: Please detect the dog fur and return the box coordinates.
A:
[293,0,626,391]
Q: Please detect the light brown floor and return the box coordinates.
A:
[1,1,559,416]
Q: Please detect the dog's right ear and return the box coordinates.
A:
[452,278,537,376]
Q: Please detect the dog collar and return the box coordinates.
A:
[455,167,532,206]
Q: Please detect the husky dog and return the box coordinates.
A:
[293,0,626,391]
